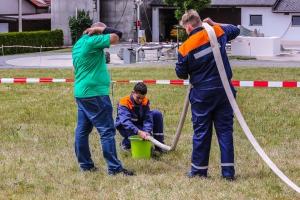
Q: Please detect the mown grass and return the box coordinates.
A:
[0,66,300,199]
[228,55,257,60]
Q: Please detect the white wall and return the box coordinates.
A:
[51,0,99,45]
[241,7,300,43]
[231,36,281,56]
[152,7,159,42]
[0,0,36,14]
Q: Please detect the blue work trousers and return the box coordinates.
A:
[190,85,236,177]
[118,110,164,149]
[75,95,123,174]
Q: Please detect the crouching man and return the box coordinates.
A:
[115,82,165,153]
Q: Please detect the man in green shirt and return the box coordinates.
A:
[72,22,134,175]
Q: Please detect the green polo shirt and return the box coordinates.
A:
[72,34,110,98]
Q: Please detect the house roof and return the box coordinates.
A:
[211,0,277,6]
[43,0,51,6]
[0,13,51,21]
[27,0,49,8]
[273,0,300,12]
[210,0,300,12]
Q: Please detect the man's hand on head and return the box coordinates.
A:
[83,27,105,36]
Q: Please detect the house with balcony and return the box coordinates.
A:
[0,0,51,33]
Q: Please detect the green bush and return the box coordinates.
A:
[68,10,93,45]
[0,29,63,55]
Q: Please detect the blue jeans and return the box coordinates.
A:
[75,95,123,174]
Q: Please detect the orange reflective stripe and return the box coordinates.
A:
[178,25,225,57]
[141,97,149,106]
[119,95,134,110]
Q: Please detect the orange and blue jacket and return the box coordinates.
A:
[115,94,153,134]
[175,24,240,88]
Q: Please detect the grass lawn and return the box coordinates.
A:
[0,66,300,199]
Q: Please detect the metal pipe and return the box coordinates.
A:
[76,7,78,20]
[18,0,22,32]
[135,44,179,62]
[137,4,140,45]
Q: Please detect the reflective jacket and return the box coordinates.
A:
[115,94,153,134]
[175,25,240,88]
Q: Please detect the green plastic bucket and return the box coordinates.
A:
[129,135,152,159]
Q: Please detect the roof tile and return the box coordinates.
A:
[211,0,277,6]
[43,0,51,6]
[28,0,48,8]
[273,0,300,12]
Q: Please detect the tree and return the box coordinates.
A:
[163,0,211,20]
[178,30,188,42]
[68,10,93,45]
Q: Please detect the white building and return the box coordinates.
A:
[211,0,300,45]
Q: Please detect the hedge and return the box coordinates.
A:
[0,29,64,55]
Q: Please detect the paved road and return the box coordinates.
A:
[0,45,299,69]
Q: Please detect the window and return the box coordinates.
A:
[250,15,262,26]
[292,16,300,26]
[93,0,97,11]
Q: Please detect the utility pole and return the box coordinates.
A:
[18,0,22,32]
[135,0,143,44]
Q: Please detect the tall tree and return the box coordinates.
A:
[163,0,211,20]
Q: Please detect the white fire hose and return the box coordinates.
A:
[147,23,300,194]
[147,83,192,151]
[204,23,300,193]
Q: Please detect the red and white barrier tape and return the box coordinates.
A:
[114,80,300,88]
[113,79,190,85]
[232,80,300,87]
[1,45,73,49]
[0,78,74,83]
[0,78,299,88]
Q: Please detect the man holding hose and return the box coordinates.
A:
[115,82,165,154]
[175,10,240,180]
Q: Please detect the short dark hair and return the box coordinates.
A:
[133,82,147,95]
